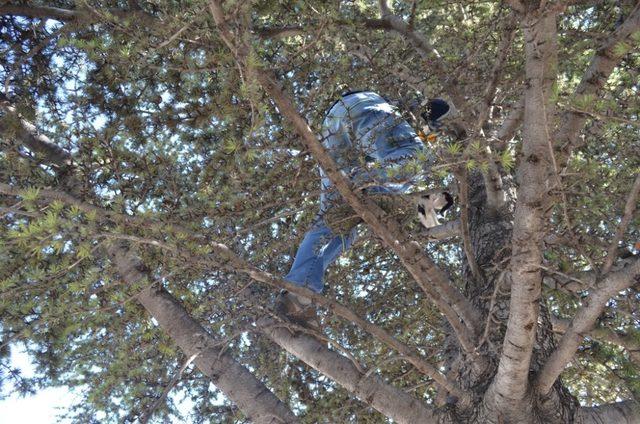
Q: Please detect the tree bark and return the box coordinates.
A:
[575,401,640,424]
[260,318,439,424]
[112,250,299,424]
[486,10,557,418]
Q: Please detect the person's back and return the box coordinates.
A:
[322,91,424,166]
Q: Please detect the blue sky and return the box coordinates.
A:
[0,346,76,423]
[1,343,214,423]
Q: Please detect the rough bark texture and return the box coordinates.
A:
[113,252,299,424]
[575,401,640,424]
[260,318,439,424]
[486,11,555,417]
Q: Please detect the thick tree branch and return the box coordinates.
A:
[602,173,640,274]
[208,0,482,357]
[420,219,461,240]
[542,268,594,294]
[260,318,439,424]
[115,255,298,424]
[475,19,517,132]
[473,20,516,211]
[0,202,299,424]
[456,169,483,282]
[575,400,640,424]
[495,98,524,145]
[555,3,640,168]
[0,4,153,24]
[488,10,558,412]
[0,99,298,424]
[535,258,640,394]
[0,5,81,21]
[551,316,640,363]
[0,97,72,167]
[256,26,305,39]
[0,3,300,42]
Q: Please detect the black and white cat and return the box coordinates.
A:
[416,192,453,229]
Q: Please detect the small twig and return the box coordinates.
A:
[153,23,190,50]
[139,353,200,424]
[562,106,640,128]
[469,18,515,212]
[98,233,177,252]
[404,380,432,393]
[538,264,592,290]
[0,202,38,218]
[4,25,69,96]
[543,98,573,233]
[234,207,304,236]
[475,271,507,351]
[364,355,404,378]
[602,173,640,274]
[456,169,483,282]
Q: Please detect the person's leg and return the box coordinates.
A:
[284,217,357,292]
[279,203,357,330]
[285,175,358,293]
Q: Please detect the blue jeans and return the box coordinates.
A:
[285,92,432,293]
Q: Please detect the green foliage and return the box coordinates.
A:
[499,148,515,171]
[612,41,632,58]
[0,0,638,422]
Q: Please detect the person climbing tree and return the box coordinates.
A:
[276,91,454,325]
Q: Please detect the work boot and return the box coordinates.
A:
[274,290,321,331]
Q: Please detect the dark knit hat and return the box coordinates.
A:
[420,98,451,126]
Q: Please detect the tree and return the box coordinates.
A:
[1,0,639,422]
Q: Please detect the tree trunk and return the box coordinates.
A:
[439,169,580,424]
